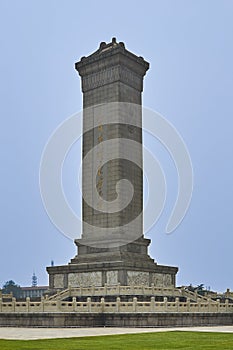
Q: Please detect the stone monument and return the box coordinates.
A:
[47,38,178,291]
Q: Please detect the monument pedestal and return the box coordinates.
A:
[47,237,178,291]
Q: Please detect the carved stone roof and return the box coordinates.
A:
[75,38,149,79]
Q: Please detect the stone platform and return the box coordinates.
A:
[0,312,232,328]
[47,237,178,292]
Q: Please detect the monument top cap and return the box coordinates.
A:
[75,38,149,77]
[98,37,125,52]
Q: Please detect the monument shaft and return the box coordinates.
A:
[75,38,148,244]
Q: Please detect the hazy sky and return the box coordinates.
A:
[0,0,233,292]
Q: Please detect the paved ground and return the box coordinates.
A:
[0,326,233,340]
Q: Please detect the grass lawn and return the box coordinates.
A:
[0,331,233,350]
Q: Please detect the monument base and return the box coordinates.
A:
[47,237,178,293]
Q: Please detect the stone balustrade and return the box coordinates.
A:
[0,296,232,313]
[49,285,217,305]
[49,284,181,301]
[0,292,13,300]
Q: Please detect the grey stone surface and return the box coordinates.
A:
[78,40,147,239]
[53,275,64,289]
[0,312,233,328]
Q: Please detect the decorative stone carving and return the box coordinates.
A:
[54,274,64,289]
[127,271,149,285]
[151,273,172,287]
[151,273,163,287]
[82,66,142,92]
[163,274,172,287]
[106,271,118,285]
[68,272,102,287]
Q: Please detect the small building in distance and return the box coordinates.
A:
[19,286,48,299]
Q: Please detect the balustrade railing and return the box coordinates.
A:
[0,296,232,313]
[48,284,181,301]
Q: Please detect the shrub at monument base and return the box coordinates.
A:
[0,332,233,350]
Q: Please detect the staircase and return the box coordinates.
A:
[47,285,217,302]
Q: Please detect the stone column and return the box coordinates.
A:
[75,38,149,248]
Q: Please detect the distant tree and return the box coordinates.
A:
[196,284,205,291]
[187,283,206,296]
[187,284,195,292]
[2,280,22,298]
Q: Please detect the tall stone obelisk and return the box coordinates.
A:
[75,38,147,248]
[47,39,178,290]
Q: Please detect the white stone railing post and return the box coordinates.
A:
[87,297,91,312]
[151,283,155,294]
[72,297,77,312]
[56,299,61,311]
[150,297,155,312]
[132,285,135,295]
[26,297,30,312]
[100,297,105,312]
[197,299,201,312]
[68,284,72,297]
[12,297,16,312]
[142,284,145,294]
[216,298,220,312]
[186,297,190,312]
[116,297,120,312]
[164,297,168,312]
[133,297,137,312]
[91,285,95,295]
[225,299,229,312]
[207,298,211,312]
[41,296,45,312]
[175,297,179,312]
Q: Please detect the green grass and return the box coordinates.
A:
[0,331,233,350]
